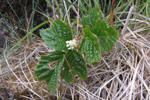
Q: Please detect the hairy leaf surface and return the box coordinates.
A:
[79,26,101,65]
[35,51,65,94]
[91,20,118,52]
[82,7,101,28]
[40,20,73,51]
[49,59,64,94]
[62,50,87,83]
[51,19,73,41]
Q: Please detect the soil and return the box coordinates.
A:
[0,0,48,50]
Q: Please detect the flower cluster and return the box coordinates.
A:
[66,39,77,50]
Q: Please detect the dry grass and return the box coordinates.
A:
[1,6,150,100]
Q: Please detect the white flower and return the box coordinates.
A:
[66,39,77,50]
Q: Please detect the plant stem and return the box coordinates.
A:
[63,55,77,100]
[110,0,115,26]
[60,66,63,99]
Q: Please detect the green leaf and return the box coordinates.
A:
[40,20,73,51]
[35,65,54,81]
[82,7,101,28]
[40,28,67,51]
[49,59,64,94]
[62,68,73,83]
[35,51,64,75]
[38,51,65,65]
[51,19,73,41]
[89,7,101,17]
[79,26,101,65]
[91,20,118,52]
[62,50,87,83]
[35,51,65,94]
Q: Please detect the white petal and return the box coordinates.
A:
[66,44,69,47]
[66,41,69,43]
[73,39,76,42]
[68,47,71,50]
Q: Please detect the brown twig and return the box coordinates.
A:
[110,0,115,26]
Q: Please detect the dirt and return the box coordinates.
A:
[0,0,48,50]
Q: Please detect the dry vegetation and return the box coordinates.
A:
[0,4,150,100]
